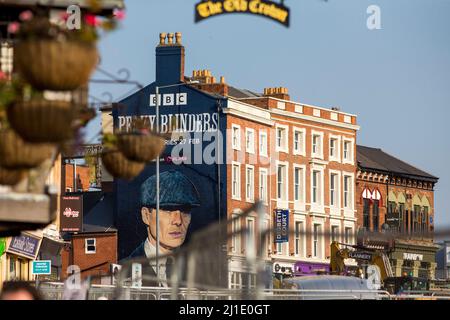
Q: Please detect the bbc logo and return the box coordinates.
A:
[149,93,188,106]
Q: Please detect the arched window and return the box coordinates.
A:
[397,193,406,233]
[412,195,422,234]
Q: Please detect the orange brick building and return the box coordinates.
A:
[192,71,360,286]
[64,164,91,192]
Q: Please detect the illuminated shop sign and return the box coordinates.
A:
[195,0,290,28]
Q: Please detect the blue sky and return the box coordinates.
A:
[88,0,450,228]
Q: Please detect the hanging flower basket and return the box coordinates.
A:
[0,166,26,186]
[14,39,98,91]
[117,132,165,162]
[101,148,145,180]
[0,129,55,169]
[7,98,76,143]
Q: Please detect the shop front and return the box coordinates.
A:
[294,261,330,276]
[389,240,439,279]
[0,231,43,285]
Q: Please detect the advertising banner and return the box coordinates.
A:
[114,84,227,265]
[274,209,289,243]
[60,196,83,232]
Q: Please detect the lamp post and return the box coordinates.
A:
[154,80,199,285]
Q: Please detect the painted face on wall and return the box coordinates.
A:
[142,207,191,252]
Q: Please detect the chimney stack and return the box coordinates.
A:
[156,32,185,85]
[263,86,290,100]
[190,69,228,96]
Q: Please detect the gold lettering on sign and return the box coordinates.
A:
[196,0,289,27]
[197,1,224,18]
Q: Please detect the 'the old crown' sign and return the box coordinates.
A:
[195,0,290,27]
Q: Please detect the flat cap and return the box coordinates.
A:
[141,170,201,209]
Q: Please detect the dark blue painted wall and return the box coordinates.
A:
[112,83,228,259]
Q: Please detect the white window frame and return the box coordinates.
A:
[276,161,289,208]
[263,219,270,257]
[343,223,355,245]
[292,127,306,156]
[310,165,325,212]
[259,168,268,205]
[311,222,324,259]
[245,165,255,203]
[231,214,241,254]
[85,238,96,254]
[329,135,341,162]
[331,224,340,243]
[245,128,255,154]
[231,124,241,151]
[259,130,268,157]
[276,242,288,256]
[293,164,306,211]
[329,170,341,215]
[342,137,355,165]
[294,219,306,257]
[275,124,289,153]
[232,162,241,200]
[311,130,324,159]
[343,172,355,213]
[245,217,256,255]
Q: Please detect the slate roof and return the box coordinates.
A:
[228,86,261,99]
[357,145,438,182]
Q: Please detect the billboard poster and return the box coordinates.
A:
[113,83,227,262]
[60,196,83,232]
[274,209,289,243]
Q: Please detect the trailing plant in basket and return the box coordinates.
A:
[101,133,146,181]
[9,8,124,91]
[116,117,166,163]
[0,75,56,170]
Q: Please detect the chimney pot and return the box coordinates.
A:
[212,76,216,83]
[167,33,174,45]
[220,76,225,84]
[175,32,182,45]
[159,33,167,45]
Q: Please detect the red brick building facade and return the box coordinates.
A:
[61,227,117,283]
[356,145,439,278]
[193,70,360,286]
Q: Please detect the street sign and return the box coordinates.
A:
[349,251,373,261]
[274,209,289,243]
[32,260,51,275]
[131,263,142,288]
[385,212,399,228]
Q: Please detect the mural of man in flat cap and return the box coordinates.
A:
[127,170,201,260]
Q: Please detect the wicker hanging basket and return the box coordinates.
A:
[101,149,145,180]
[0,166,26,186]
[14,40,98,91]
[7,99,76,143]
[117,133,165,162]
[0,129,55,169]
